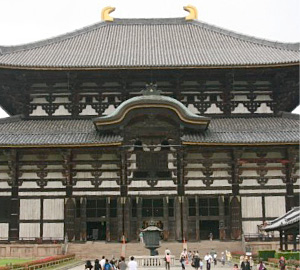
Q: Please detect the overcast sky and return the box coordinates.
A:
[0,0,299,117]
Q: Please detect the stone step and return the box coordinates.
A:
[68,240,242,260]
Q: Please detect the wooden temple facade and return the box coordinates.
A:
[0,7,299,243]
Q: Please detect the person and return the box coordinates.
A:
[213,252,217,266]
[181,248,188,259]
[128,256,137,270]
[241,256,251,270]
[139,231,144,243]
[165,252,171,270]
[204,253,212,270]
[85,260,93,270]
[94,259,101,270]
[165,247,171,255]
[209,232,213,241]
[200,259,204,270]
[188,250,193,264]
[221,252,225,266]
[256,260,266,270]
[100,256,106,270]
[104,259,112,270]
[180,255,186,270]
[233,264,239,270]
[118,257,127,270]
[193,253,200,270]
[279,256,286,270]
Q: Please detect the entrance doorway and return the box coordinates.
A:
[200,220,219,240]
[87,222,106,241]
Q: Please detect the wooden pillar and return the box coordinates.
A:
[7,150,19,241]
[137,197,142,234]
[284,231,288,251]
[285,148,296,211]
[195,196,200,241]
[175,197,181,241]
[119,150,128,241]
[117,197,123,241]
[293,231,297,251]
[176,149,185,241]
[219,196,226,240]
[279,230,283,251]
[80,198,87,241]
[163,197,169,241]
[62,150,74,198]
[124,198,131,241]
[106,197,111,242]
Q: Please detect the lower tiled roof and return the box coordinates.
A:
[182,116,300,144]
[0,115,298,147]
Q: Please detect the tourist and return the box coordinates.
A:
[139,231,144,243]
[181,248,188,259]
[193,252,200,270]
[128,256,137,270]
[241,256,251,270]
[165,247,171,255]
[85,260,93,270]
[209,232,213,241]
[100,256,106,270]
[200,259,204,270]
[221,252,225,266]
[213,252,217,266]
[188,250,193,264]
[256,260,266,270]
[233,264,239,270]
[103,259,112,270]
[279,256,286,270]
[94,259,101,270]
[165,252,171,270]
[118,257,127,270]
[180,255,186,270]
[204,253,212,270]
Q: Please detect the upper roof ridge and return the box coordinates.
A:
[1,17,299,56]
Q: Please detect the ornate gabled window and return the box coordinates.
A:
[133,140,171,179]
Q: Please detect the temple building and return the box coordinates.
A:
[0,6,299,244]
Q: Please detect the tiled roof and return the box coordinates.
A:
[182,115,300,144]
[0,115,298,147]
[0,117,122,146]
[265,207,300,231]
[0,18,299,69]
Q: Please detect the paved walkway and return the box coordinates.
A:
[67,262,233,270]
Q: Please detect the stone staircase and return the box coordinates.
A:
[68,240,242,259]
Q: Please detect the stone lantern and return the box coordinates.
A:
[142,221,162,256]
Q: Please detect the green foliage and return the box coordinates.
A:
[275,252,300,261]
[258,250,276,261]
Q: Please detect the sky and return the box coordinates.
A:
[0,0,299,117]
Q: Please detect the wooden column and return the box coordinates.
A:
[80,198,87,241]
[163,197,169,241]
[62,150,74,197]
[195,196,200,241]
[284,231,288,251]
[175,197,181,241]
[106,197,111,242]
[293,231,297,251]
[137,197,142,233]
[219,196,226,240]
[176,150,185,241]
[7,150,19,241]
[117,197,123,241]
[279,230,283,251]
[119,150,128,240]
[285,148,296,211]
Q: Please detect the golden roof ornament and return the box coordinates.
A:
[183,5,198,21]
[101,6,115,22]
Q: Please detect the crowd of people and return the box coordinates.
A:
[85,256,137,270]
[178,248,230,270]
